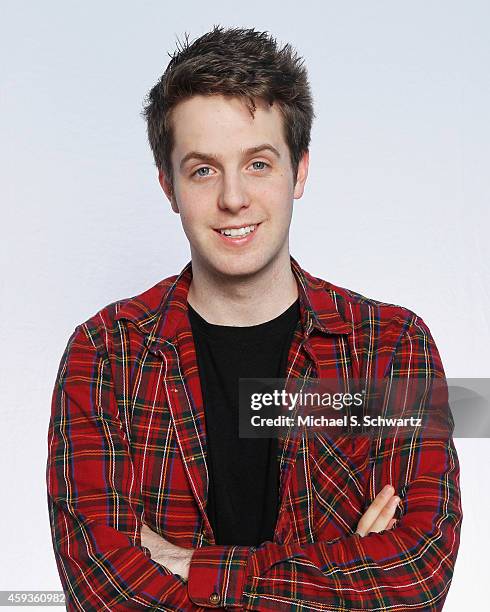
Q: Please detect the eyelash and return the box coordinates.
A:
[191,161,270,179]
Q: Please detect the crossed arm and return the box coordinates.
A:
[48,318,461,610]
[141,484,401,581]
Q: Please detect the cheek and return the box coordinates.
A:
[178,203,212,236]
[180,210,199,232]
[260,175,293,199]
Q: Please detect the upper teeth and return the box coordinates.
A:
[219,225,256,236]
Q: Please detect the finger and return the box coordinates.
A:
[366,495,400,534]
[355,485,394,536]
[387,518,397,530]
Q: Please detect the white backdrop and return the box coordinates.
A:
[1,1,488,609]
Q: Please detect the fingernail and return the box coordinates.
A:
[383,485,394,496]
[392,496,400,505]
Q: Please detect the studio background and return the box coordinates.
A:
[1,1,488,609]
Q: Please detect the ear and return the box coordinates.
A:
[158,169,179,214]
[293,150,309,199]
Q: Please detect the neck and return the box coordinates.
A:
[186,251,299,327]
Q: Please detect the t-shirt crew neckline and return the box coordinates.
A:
[186,297,300,345]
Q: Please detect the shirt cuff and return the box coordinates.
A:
[187,544,252,608]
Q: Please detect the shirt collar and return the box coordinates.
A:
[114,255,351,353]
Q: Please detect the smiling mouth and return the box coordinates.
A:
[213,222,262,237]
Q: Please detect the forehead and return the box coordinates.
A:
[169,95,287,157]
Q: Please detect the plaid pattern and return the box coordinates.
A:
[47,255,462,610]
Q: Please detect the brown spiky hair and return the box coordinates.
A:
[141,25,315,189]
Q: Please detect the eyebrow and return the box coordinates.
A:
[179,144,281,170]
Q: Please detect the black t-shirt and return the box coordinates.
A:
[187,297,300,546]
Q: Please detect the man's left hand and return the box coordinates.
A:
[141,524,194,582]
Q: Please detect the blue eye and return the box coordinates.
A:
[252,161,268,171]
[192,161,269,179]
[194,167,211,177]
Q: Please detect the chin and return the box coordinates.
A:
[206,252,271,279]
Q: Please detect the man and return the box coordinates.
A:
[47,26,462,610]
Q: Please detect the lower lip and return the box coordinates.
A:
[213,224,261,246]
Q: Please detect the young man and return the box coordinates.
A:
[47,26,462,610]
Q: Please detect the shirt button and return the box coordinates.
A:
[209,592,220,604]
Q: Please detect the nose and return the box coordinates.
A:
[218,172,251,213]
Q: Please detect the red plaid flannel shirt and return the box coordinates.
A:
[47,255,462,610]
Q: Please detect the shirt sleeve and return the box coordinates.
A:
[46,324,204,611]
[187,315,463,610]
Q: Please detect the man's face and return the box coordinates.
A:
[159,94,309,279]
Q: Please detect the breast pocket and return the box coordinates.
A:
[129,394,201,546]
[309,431,372,541]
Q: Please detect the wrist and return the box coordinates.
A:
[154,548,193,581]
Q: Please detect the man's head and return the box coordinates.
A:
[142,25,314,279]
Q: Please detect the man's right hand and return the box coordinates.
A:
[355,484,400,537]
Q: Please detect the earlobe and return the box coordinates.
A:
[168,192,179,214]
[158,170,179,213]
[170,197,179,214]
[158,169,171,198]
[293,150,309,199]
